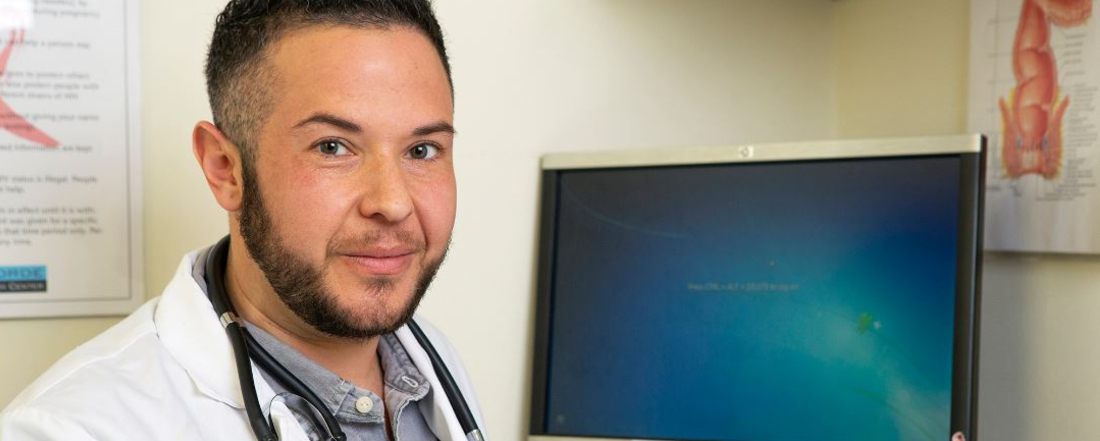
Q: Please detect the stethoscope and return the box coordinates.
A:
[203,235,484,441]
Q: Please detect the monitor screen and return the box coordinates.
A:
[529,136,984,441]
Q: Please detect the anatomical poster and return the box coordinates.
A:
[969,0,1100,254]
[0,0,142,317]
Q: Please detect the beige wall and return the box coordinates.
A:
[836,0,1100,440]
[835,0,968,138]
[1,0,838,438]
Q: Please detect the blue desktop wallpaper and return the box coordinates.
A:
[545,156,960,441]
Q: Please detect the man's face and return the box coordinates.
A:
[238,25,455,339]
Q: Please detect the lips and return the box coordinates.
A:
[340,248,416,276]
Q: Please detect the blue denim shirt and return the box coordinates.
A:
[248,325,438,441]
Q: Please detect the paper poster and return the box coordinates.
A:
[0,0,142,318]
[969,0,1100,254]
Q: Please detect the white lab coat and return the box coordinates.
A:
[0,251,487,441]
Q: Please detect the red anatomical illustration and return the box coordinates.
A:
[999,0,1091,179]
[0,29,59,148]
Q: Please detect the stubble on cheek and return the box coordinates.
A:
[238,151,452,339]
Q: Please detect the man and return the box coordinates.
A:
[0,1,484,440]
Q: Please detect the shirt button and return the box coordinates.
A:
[355,396,374,414]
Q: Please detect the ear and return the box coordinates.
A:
[193,121,244,212]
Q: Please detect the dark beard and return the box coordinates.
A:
[237,159,444,340]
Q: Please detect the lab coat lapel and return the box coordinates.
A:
[154,251,280,415]
[396,324,465,441]
[269,400,312,441]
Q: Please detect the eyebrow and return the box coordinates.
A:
[412,121,457,137]
[293,113,361,132]
[293,112,456,137]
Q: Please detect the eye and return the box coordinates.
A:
[315,139,349,156]
[408,142,439,160]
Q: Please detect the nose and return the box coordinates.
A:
[356,155,414,224]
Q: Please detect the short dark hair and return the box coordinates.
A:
[204,0,451,159]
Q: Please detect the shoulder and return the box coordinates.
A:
[6,250,210,413]
[0,298,183,440]
[0,405,97,441]
[5,298,161,406]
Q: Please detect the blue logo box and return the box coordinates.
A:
[0,265,48,293]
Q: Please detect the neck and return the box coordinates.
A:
[223,234,385,393]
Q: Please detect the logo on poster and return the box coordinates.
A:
[0,265,47,292]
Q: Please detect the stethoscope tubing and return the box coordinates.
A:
[244,329,346,440]
[206,236,284,441]
[406,319,483,441]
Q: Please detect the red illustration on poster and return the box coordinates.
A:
[969,0,1100,253]
[999,0,1091,179]
[0,29,58,148]
[0,0,144,318]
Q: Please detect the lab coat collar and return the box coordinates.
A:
[396,325,465,441]
[153,251,278,411]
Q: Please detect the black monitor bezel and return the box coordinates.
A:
[529,139,986,441]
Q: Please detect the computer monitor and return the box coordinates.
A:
[529,135,984,441]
